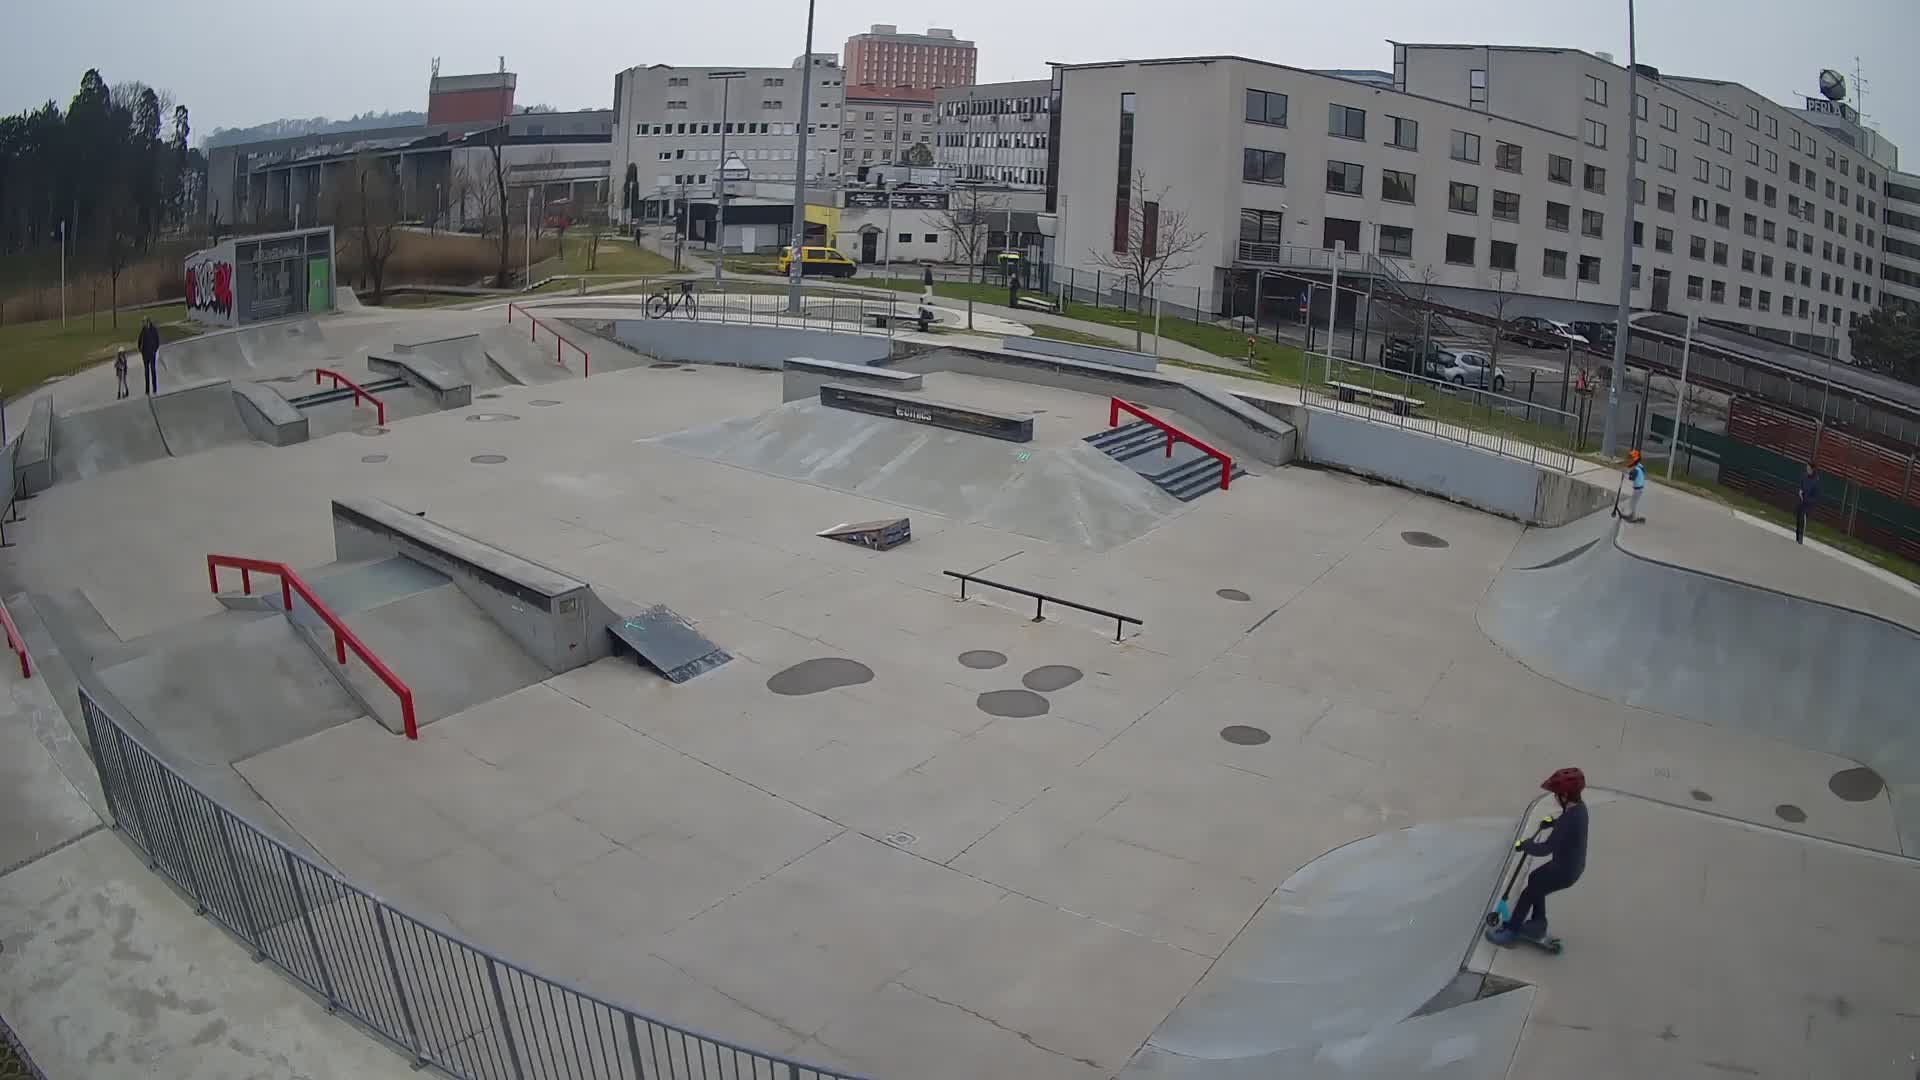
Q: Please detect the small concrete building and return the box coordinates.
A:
[184,227,336,327]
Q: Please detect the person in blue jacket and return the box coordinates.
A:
[1623,450,1647,521]
[1489,767,1589,944]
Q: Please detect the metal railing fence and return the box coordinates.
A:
[78,682,867,1080]
[1301,352,1581,473]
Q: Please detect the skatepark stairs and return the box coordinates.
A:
[1086,420,1247,501]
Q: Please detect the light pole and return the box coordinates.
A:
[1600,0,1642,456]
[59,220,67,328]
[525,190,534,287]
[785,0,818,313]
[710,70,746,288]
[883,180,896,285]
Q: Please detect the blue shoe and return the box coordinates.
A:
[1517,919,1549,942]
[1485,925,1518,946]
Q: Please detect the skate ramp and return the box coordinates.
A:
[1120,818,1531,1079]
[650,400,1186,550]
[477,327,581,384]
[1480,511,1920,854]
[148,378,253,456]
[395,333,512,392]
[159,317,338,385]
[51,396,171,483]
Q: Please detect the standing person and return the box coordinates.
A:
[1488,767,1589,945]
[137,318,161,395]
[114,348,130,399]
[921,264,934,303]
[1623,449,1647,522]
[1795,464,1819,544]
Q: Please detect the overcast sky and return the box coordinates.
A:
[4,0,1915,158]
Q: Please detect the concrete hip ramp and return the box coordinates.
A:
[51,396,172,483]
[1121,818,1532,1079]
[1480,511,1920,854]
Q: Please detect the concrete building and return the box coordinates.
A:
[427,69,516,125]
[842,85,938,181]
[1049,45,1903,363]
[610,58,846,226]
[842,25,975,90]
[1882,170,1920,313]
[935,79,1053,189]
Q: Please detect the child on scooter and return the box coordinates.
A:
[1489,767,1588,944]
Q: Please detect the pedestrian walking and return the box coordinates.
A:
[1623,449,1647,522]
[1795,464,1819,544]
[137,318,161,395]
[922,265,934,303]
[114,348,130,399]
[1486,768,1589,946]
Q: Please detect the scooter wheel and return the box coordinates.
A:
[1484,911,1501,926]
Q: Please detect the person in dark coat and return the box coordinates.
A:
[1795,465,1819,544]
[137,318,162,395]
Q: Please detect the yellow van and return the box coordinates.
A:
[776,245,859,279]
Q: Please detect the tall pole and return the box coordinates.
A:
[711,72,743,288]
[785,0,818,314]
[1600,0,1642,456]
[525,190,533,286]
[1328,241,1343,359]
[883,181,896,286]
[1667,313,1695,480]
[59,221,67,328]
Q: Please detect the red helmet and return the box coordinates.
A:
[1542,767,1586,799]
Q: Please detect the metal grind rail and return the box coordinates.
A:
[206,555,418,740]
[943,570,1143,642]
[1108,397,1235,491]
[506,302,591,377]
[313,369,388,426]
[0,594,29,677]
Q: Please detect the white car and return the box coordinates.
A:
[1430,348,1508,392]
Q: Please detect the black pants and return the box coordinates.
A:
[1509,865,1576,929]
[1795,507,1808,544]
[143,358,157,395]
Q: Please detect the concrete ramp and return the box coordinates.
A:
[1121,818,1530,1079]
[1480,511,1920,854]
[51,396,171,483]
[649,400,1186,550]
[149,378,254,456]
[479,326,586,384]
[395,333,512,392]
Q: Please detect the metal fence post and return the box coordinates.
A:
[115,728,160,868]
[372,906,425,1066]
[215,811,265,959]
[158,773,206,913]
[284,849,339,1010]
[487,957,528,1080]
[625,1014,649,1080]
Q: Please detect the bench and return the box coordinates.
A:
[1014,294,1060,314]
[865,310,934,331]
[1329,380,1425,417]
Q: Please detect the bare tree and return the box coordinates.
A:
[474,129,514,287]
[1485,269,1513,384]
[332,152,402,303]
[1085,169,1207,349]
[932,185,1005,284]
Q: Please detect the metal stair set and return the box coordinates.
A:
[1085,421,1246,502]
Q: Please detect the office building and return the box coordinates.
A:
[842,25,975,90]
[935,79,1053,188]
[1049,44,1903,362]
[1879,171,1920,314]
[843,85,938,180]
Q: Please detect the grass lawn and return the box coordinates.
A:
[536,232,676,278]
[721,255,787,276]
[0,304,196,397]
[373,291,490,309]
[1027,324,1126,348]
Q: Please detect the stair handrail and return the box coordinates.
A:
[313,368,387,426]
[507,302,591,377]
[206,554,418,739]
[0,595,29,678]
[1108,397,1234,492]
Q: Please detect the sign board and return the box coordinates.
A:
[845,190,949,210]
[1803,98,1858,123]
[818,384,1033,443]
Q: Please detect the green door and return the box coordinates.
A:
[306,257,331,313]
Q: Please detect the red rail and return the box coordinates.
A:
[0,596,30,678]
[1108,397,1235,491]
[207,555,419,739]
[314,369,387,426]
[506,302,591,378]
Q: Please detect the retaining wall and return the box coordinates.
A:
[1001,335,1157,372]
[603,320,891,370]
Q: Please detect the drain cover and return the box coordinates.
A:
[470,454,508,464]
[1400,531,1450,548]
[478,392,502,400]
[1775,803,1807,823]
[977,689,1049,718]
[1220,725,1271,745]
[530,399,562,407]
[361,454,388,464]
[1021,665,1082,692]
[1216,588,1251,602]
[1828,766,1884,802]
[649,362,684,369]
[466,413,520,423]
[958,650,1007,670]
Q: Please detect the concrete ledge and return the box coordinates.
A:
[16,397,53,495]
[1002,334,1158,372]
[370,353,473,409]
[820,383,1033,443]
[896,347,1296,466]
[782,356,922,402]
[330,498,597,673]
[603,319,891,370]
[232,382,309,447]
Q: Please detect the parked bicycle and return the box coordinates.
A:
[646,281,699,320]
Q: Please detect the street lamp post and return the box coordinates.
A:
[710,70,747,288]
[785,0,818,313]
[1600,0,1642,457]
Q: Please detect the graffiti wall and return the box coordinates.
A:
[184,244,237,327]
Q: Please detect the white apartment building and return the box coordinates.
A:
[935,80,1053,188]
[609,57,845,223]
[1881,170,1920,313]
[1051,45,1901,362]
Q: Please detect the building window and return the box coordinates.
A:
[1387,116,1418,150]
[1585,75,1608,105]
[1715,166,1732,191]
[1113,92,1135,253]
[1583,209,1605,238]
[1696,118,1711,144]
[1326,159,1364,196]
[1790,161,1801,182]
[1634,178,1646,205]
[1660,145,1677,172]
[1743,213,1758,236]
[1746,141,1760,165]
[1761,254,1774,275]
[1766,115,1779,139]
[1690,234,1707,260]
[1655,226,1674,252]
[1543,249,1568,278]
[1745,105,1760,130]
[1548,154,1573,184]
[1445,234,1476,265]
[1449,181,1479,214]
[1712,241,1728,265]
[1495,141,1522,172]
[1657,186,1676,213]
[1579,255,1603,283]
[1240,208,1286,245]
[1711,280,1727,304]
[1492,190,1520,221]
[1687,274,1704,300]
[1635,136,1647,163]
[1451,130,1480,163]
[1715,204,1730,229]
[1633,220,1644,246]
[1691,196,1709,222]
[1546,201,1570,231]
[1235,145,1289,187]
[1245,88,1288,127]
[1380,168,1416,204]
[1469,68,1487,109]
[1758,290,1771,312]
[1583,119,1607,148]
[1378,225,1413,258]
[1716,128,1732,153]
[1328,103,1366,140]
[1659,103,1678,130]
[1635,94,1648,120]
[1695,157,1711,183]
[1584,164,1606,195]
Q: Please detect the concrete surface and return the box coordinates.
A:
[1006,334,1159,372]
[50,395,171,483]
[783,356,922,402]
[147,378,255,457]
[600,315,893,370]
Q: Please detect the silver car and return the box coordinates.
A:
[1430,348,1508,392]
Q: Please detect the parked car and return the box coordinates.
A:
[1504,316,1589,350]
[776,245,859,279]
[1382,335,1446,373]
[1431,348,1508,392]
[1571,320,1617,353]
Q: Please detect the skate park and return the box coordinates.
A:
[2,296,1918,1079]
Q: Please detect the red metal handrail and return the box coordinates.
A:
[0,596,30,678]
[314,368,387,426]
[207,555,419,739]
[1108,397,1235,492]
[507,302,591,378]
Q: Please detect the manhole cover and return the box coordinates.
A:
[470,454,509,464]
[767,658,873,696]
[1400,531,1450,548]
[1216,588,1251,602]
[466,413,520,423]
[355,426,390,437]
[977,689,1049,718]
[1828,766,1884,802]
[530,399,562,407]
[478,392,502,399]
[361,454,388,464]
[1021,665,1082,692]
[958,650,1007,670]
[1221,725,1271,745]
[1775,803,1807,823]
[649,362,684,369]
[1689,789,1715,802]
